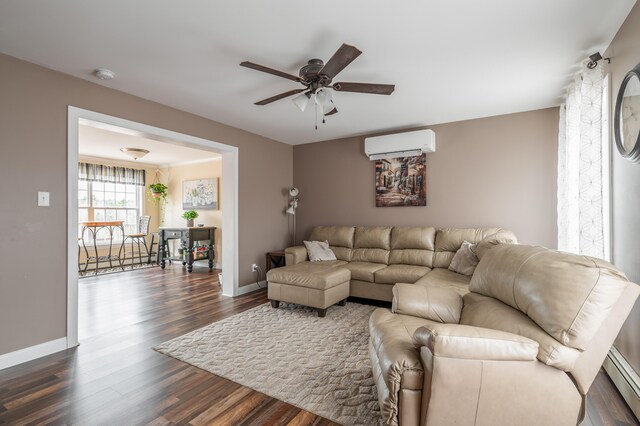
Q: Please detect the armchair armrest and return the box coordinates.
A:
[392,283,462,323]
[413,323,538,361]
[284,246,308,265]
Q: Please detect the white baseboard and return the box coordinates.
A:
[603,347,640,421]
[0,337,68,371]
[236,280,267,296]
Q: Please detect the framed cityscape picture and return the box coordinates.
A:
[183,178,218,210]
[375,154,426,207]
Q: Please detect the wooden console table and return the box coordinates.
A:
[158,226,216,273]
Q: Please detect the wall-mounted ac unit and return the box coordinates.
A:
[364,129,436,160]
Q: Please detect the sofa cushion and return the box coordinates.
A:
[433,228,513,268]
[461,292,581,370]
[266,261,349,290]
[309,226,355,248]
[375,265,431,284]
[388,249,432,268]
[392,284,463,323]
[330,246,352,262]
[470,244,630,351]
[389,227,435,268]
[415,268,471,296]
[344,261,387,282]
[352,248,390,264]
[390,227,436,250]
[355,226,392,250]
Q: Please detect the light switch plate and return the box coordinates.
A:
[38,191,50,206]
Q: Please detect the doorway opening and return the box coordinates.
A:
[67,107,239,348]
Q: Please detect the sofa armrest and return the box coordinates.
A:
[392,283,462,323]
[284,246,308,265]
[413,323,538,361]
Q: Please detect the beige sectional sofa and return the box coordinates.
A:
[369,244,640,426]
[266,225,639,426]
[276,225,516,303]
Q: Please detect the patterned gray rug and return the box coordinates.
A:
[79,262,157,277]
[154,302,382,425]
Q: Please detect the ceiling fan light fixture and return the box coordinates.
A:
[292,92,311,112]
[315,88,333,110]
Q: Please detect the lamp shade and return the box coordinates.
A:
[292,92,311,112]
[315,88,333,112]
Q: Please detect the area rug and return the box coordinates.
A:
[154,302,382,425]
[79,262,157,277]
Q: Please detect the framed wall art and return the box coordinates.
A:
[183,178,218,210]
[375,154,426,207]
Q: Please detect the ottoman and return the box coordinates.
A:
[266,261,351,317]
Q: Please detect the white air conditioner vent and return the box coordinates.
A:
[364,129,435,160]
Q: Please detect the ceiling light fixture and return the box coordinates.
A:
[94,68,116,80]
[315,88,333,114]
[241,43,394,129]
[292,92,312,112]
[120,148,149,160]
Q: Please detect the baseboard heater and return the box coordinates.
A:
[603,346,640,421]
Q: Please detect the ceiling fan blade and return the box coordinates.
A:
[240,61,302,82]
[332,82,395,95]
[254,89,305,105]
[319,44,362,79]
[324,107,338,116]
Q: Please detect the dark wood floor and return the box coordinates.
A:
[0,266,637,425]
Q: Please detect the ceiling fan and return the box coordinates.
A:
[240,43,395,125]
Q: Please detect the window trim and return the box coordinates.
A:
[78,181,144,246]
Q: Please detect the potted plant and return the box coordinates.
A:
[148,183,168,201]
[182,210,199,227]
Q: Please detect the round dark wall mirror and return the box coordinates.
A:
[615,63,640,163]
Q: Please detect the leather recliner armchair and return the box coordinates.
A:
[369,244,639,426]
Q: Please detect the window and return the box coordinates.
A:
[557,67,610,260]
[78,180,143,244]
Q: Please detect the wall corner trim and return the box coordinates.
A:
[234,281,267,297]
[0,338,68,371]
[603,346,640,421]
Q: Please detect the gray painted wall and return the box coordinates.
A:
[606,2,640,374]
[0,53,292,356]
[293,107,559,249]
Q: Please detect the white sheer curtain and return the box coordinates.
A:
[557,66,610,259]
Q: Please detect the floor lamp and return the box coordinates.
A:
[286,187,299,246]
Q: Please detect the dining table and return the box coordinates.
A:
[79,220,125,275]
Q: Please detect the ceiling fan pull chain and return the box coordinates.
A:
[315,101,318,130]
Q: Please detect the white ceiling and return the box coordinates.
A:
[79,124,220,166]
[0,0,635,145]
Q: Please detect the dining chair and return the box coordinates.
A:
[120,215,151,266]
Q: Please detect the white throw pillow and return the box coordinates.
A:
[448,240,479,276]
[303,240,337,262]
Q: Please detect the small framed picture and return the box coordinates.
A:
[183,178,218,210]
